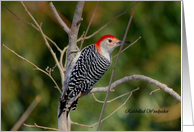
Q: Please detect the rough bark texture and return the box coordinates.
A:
[58,1,85,131]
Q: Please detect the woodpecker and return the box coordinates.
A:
[58,34,130,118]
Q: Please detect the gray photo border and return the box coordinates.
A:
[182,0,194,132]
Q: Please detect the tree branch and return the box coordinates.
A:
[92,90,136,103]
[23,123,58,131]
[113,36,141,59]
[71,87,139,128]
[2,43,62,93]
[92,91,132,103]
[63,1,85,82]
[59,46,68,71]
[81,75,181,102]
[11,95,41,131]
[49,2,70,34]
[20,1,64,86]
[96,1,138,130]
[77,2,139,42]
[3,4,62,53]
[79,1,99,50]
[58,1,85,131]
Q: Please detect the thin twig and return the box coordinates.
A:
[150,88,161,95]
[95,92,133,125]
[92,91,132,103]
[71,87,139,128]
[77,2,139,42]
[23,123,58,131]
[70,121,93,128]
[11,95,41,131]
[2,4,30,24]
[60,46,68,70]
[49,2,70,34]
[3,4,62,52]
[113,36,141,59]
[2,43,62,93]
[79,1,99,50]
[96,2,138,130]
[20,1,64,85]
[52,64,57,71]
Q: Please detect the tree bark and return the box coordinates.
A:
[58,1,85,131]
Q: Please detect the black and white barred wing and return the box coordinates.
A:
[59,44,111,116]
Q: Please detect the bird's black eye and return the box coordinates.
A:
[108,39,112,43]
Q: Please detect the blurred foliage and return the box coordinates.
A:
[1,1,181,131]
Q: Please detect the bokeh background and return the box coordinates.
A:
[1,1,181,131]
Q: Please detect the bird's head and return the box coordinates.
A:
[94,34,130,61]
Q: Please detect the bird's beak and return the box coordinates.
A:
[116,40,130,45]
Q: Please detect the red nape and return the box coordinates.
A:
[94,34,117,53]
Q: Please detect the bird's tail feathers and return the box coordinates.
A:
[58,97,79,118]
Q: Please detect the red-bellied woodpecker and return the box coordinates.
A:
[58,34,130,118]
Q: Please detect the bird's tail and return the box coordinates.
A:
[58,98,69,118]
[58,98,79,118]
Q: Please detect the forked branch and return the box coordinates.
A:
[77,2,139,42]
[2,43,62,93]
[92,91,132,103]
[96,1,138,130]
[82,75,181,102]
[79,1,99,50]
[20,1,64,85]
[71,87,139,128]
[55,2,85,131]
[23,123,58,131]
[2,4,62,53]
[49,2,70,34]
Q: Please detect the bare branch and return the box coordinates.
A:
[94,91,133,125]
[20,1,64,85]
[11,95,41,131]
[3,3,62,52]
[79,1,99,50]
[82,75,181,102]
[92,91,132,103]
[60,46,68,71]
[23,123,58,131]
[60,1,85,96]
[64,1,85,79]
[113,36,141,59]
[58,2,85,131]
[96,1,138,130]
[77,2,139,42]
[2,43,62,93]
[49,2,70,34]
[71,88,139,128]
[3,4,30,24]
[131,75,181,101]
[46,36,62,53]
[150,88,161,95]
[71,121,93,128]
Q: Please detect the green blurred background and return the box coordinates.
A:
[1,1,181,131]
